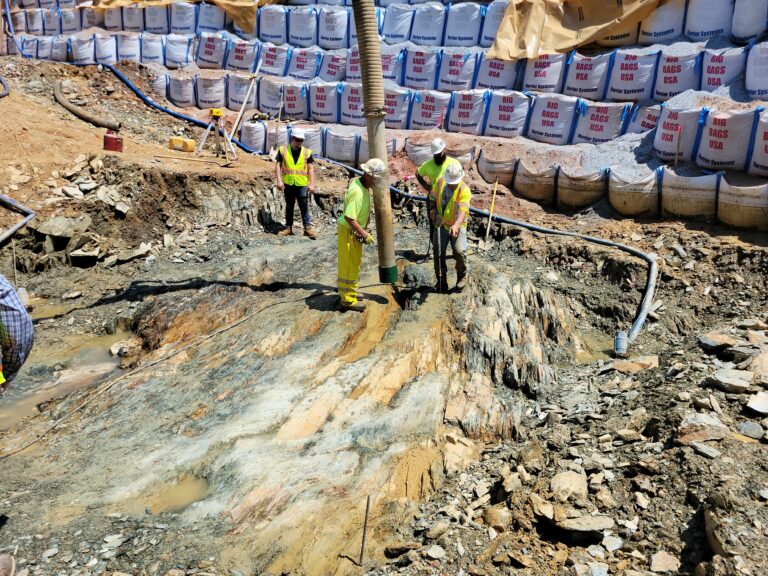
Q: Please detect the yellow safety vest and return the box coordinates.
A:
[280,145,312,187]
[429,177,471,229]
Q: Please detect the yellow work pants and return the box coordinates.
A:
[337,223,363,306]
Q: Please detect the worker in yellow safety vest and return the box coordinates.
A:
[415,138,460,252]
[275,127,317,239]
[337,158,385,312]
[429,163,472,293]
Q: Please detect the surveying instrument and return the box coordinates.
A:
[197,108,238,162]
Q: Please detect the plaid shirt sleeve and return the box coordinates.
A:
[0,274,35,383]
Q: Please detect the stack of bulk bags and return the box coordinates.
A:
[381,4,414,44]
[196,2,226,34]
[653,107,702,161]
[701,47,746,91]
[43,9,60,36]
[240,120,268,153]
[513,160,557,205]
[94,33,117,64]
[340,82,366,125]
[557,168,607,210]
[480,0,508,48]
[25,9,44,35]
[258,5,288,45]
[746,42,768,99]
[318,6,348,50]
[51,35,70,62]
[562,52,611,100]
[309,80,342,123]
[258,76,283,116]
[318,49,347,81]
[695,108,761,172]
[196,75,227,109]
[283,81,309,119]
[168,75,196,107]
[482,90,530,138]
[196,32,228,69]
[571,101,631,144]
[260,42,292,76]
[608,169,660,216]
[660,168,719,220]
[141,33,165,65]
[686,0,734,40]
[408,89,451,129]
[447,89,488,135]
[171,2,197,35]
[122,5,144,33]
[71,35,96,65]
[226,37,259,72]
[526,94,579,145]
[403,45,440,89]
[732,0,768,44]
[349,7,383,47]
[476,150,517,187]
[607,50,660,101]
[288,6,318,47]
[287,47,322,80]
[165,34,194,68]
[409,2,445,46]
[324,127,359,165]
[748,110,768,176]
[717,179,768,229]
[626,103,662,133]
[639,0,686,44]
[522,53,566,93]
[226,74,257,112]
[145,5,170,35]
[474,56,517,90]
[654,51,701,101]
[443,2,483,46]
[437,48,482,92]
[60,9,80,34]
[383,81,412,129]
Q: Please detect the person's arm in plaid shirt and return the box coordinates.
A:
[0,274,34,387]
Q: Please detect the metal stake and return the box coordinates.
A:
[482,179,499,250]
[359,495,371,568]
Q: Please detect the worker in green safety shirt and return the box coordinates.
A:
[275,127,317,239]
[415,138,461,253]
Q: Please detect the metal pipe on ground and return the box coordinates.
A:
[53,81,121,132]
[0,193,35,248]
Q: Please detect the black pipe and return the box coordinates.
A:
[0,193,35,249]
[54,81,122,131]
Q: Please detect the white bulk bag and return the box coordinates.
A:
[94,33,117,64]
[346,45,363,82]
[748,110,768,176]
[196,75,226,108]
[226,74,257,111]
[652,107,702,161]
[482,90,530,138]
[258,5,288,45]
[197,2,225,34]
[403,46,440,90]
[654,52,701,101]
[686,0,734,40]
[36,36,53,59]
[116,33,141,62]
[639,0,686,44]
[380,0,409,5]
[606,51,660,101]
[309,81,342,123]
[43,9,61,36]
[410,2,445,46]
[288,47,322,80]
[257,77,283,116]
[717,179,768,228]
[324,128,359,165]
[288,6,318,47]
[480,0,508,48]
[226,37,259,72]
[447,89,487,135]
[234,18,257,40]
[474,56,517,90]
[267,125,290,151]
[81,7,103,30]
[408,89,451,130]
[476,151,517,188]
[404,139,433,166]
[60,8,80,34]
[18,0,36,8]
[144,5,169,35]
[522,53,566,93]
[10,12,26,34]
[701,47,746,92]
[746,42,768,98]
[140,33,165,65]
[443,2,483,46]
[171,2,198,35]
[167,76,196,107]
[196,32,228,69]
[296,126,323,156]
[260,42,292,77]
[382,4,414,44]
[384,82,412,129]
[104,7,123,31]
[626,103,661,133]
[38,0,56,9]
[26,9,44,35]
[51,35,70,62]
[381,43,407,83]
[557,168,607,210]
[340,82,366,125]
[597,19,639,47]
[563,52,611,100]
[283,82,309,119]
[59,0,77,9]
[660,169,719,219]
[732,0,768,44]
[71,35,95,65]
[571,101,631,144]
[122,5,144,33]
[513,161,557,205]
[526,94,579,145]
[20,36,37,59]
[348,7,383,46]
[608,170,659,216]
[696,108,759,171]
[150,71,168,99]
[318,6,348,50]
[318,50,347,81]
[240,120,267,153]
[164,34,194,68]
[359,136,397,164]
[437,49,481,92]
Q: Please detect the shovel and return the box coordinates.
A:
[479,179,499,251]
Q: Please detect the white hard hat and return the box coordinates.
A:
[291,127,306,140]
[431,138,446,155]
[361,158,387,174]
[444,163,464,185]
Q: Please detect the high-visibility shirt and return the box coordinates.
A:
[429,177,471,229]
[338,177,371,229]
[279,145,312,187]
[417,156,460,186]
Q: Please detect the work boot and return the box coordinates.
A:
[0,554,16,576]
[277,227,294,237]
[304,227,317,239]
[341,301,366,313]
[456,275,467,292]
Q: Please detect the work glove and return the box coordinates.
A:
[363,234,375,245]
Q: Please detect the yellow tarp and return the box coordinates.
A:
[487,0,661,61]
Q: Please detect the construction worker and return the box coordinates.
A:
[275,128,317,239]
[429,163,472,293]
[415,138,461,254]
[0,274,34,392]
[337,158,385,312]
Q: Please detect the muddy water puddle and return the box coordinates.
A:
[119,476,210,516]
[574,330,615,363]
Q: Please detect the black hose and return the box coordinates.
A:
[54,81,122,131]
